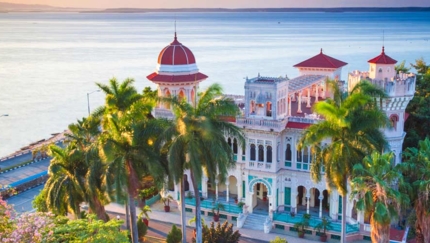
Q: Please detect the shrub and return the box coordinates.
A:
[270,236,288,243]
[137,216,148,239]
[193,221,241,243]
[166,224,182,243]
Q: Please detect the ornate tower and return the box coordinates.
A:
[147,32,208,112]
[348,47,416,164]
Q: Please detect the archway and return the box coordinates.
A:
[297,186,307,213]
[228,176,238,202]
[253,183,269,215]
[322,190,330,213]
[352,200,358,221]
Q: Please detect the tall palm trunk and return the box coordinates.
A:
[91,195,108,222]
[190,170,202,243]
[416,199,430,243]
[128,193,138,243]
[125,201,130,230]
[370,217,390,243]
[180,180,187,243]
[341,176,347,243]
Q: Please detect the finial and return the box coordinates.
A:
[382,46,385,54]
[320,48,323,54]
[174,19,177,40]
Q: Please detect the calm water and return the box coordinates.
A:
[0,12,429,157]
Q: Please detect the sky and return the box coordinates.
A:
[3,0,430,9]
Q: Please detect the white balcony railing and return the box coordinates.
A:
[154,108,174,119]
[236,117,287,131]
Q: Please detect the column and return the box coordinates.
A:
[306,193,310,214]
[226,182,230,202]
[291,186,297,213]
[215,179,219,201]
[237,182,242,201]
[297,92,302,113]
[319,196,324,218]
[306,88,311,108]
[315,85,319,102]
[288,96,292,116]
[321,83,326,99]
[202,177,208,198]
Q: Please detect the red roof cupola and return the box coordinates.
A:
[157,32,196,66]
[293,49,347,69]
[147,32,208,83]
[368,46,397,64]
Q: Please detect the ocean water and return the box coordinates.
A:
[0,12,429,157]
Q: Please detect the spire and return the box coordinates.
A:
[174,19,177,40]
[382,46,385,54]
[320,48,323,54]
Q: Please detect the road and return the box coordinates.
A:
[5,184,44,213]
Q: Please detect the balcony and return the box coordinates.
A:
[153,108,174,119]
[236,117,287,132]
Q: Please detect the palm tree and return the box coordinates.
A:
[298,80,389,243]
[97,78,165,243]
[45,145,85,218]
[67,116,109,221]
[399,138,430,243]
[164,83,245,243]
[350,151,409,243]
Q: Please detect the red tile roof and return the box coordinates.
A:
[293,49,347,69]
[286,122,311,129]
[368,47,397,64]
[157,34,196,65]
[147,72,208,83]
[390,228,405,242]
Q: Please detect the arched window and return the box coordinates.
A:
[227,137,232,148]
[267,146,272,163]
[390,114,399,131]
[250,144,256,161]
[378,68,383,73]
[303,147,309,163]
[285,144,292,161]
[164,89,171,109]
[266,102,272,117]
[178,89,186,101]
[297,149,302,162]
[250,100,256,114]
[258,145,264,162]
[233,138,238,154]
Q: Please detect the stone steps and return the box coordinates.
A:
[242,213,269,231]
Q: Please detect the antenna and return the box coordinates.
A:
[174,14,177,39]
[383,30,385,47]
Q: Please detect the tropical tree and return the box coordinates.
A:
[399,138,430,243]
[67,116,109,221]
[97,78,166,243]
[45,144,85,218]
[298,80,389,243]
[163,83,245,243]
[350,151,409,243]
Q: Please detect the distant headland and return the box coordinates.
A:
[81,7,430,13]
[1,2,430,13]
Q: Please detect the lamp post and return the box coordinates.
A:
[87,90,100,116]
[0,114,8,117]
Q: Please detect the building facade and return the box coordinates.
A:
[147,34,416,236]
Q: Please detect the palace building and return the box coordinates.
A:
[147,33,416,240]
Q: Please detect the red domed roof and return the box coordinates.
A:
[368,47,397,64]
[157,33,196,65]
[293,49,347,69]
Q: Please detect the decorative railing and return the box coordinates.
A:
[273,212,360,234]
[153,108,174,119]
[184,198,242,214]
[287,116,320,124]
[236,117,287,131]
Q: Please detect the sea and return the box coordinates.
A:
[0,12,429,157]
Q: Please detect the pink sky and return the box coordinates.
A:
[3,0,430,8]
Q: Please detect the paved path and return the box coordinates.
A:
[0,159,49,186]
[0,151,33,169]
[6,184,44,213]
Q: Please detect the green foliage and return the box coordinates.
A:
[137,216,148,239]
[270,236,288,243]
[404,58,430,149]
[395,60,411,73]
[161,194,174,206]
[294,214,310,233]
[32,188,49,213]
[52,214,129,243]
[139,186,157,199]
[212,202,225,216]
[139,205,152,219]
[166,224,182,243]
[237,202,245,209]
[400,138,430,241]
[314,217,333,235]
[142,86,158,100]
[193,221,241,243]
[351,151,409,242]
